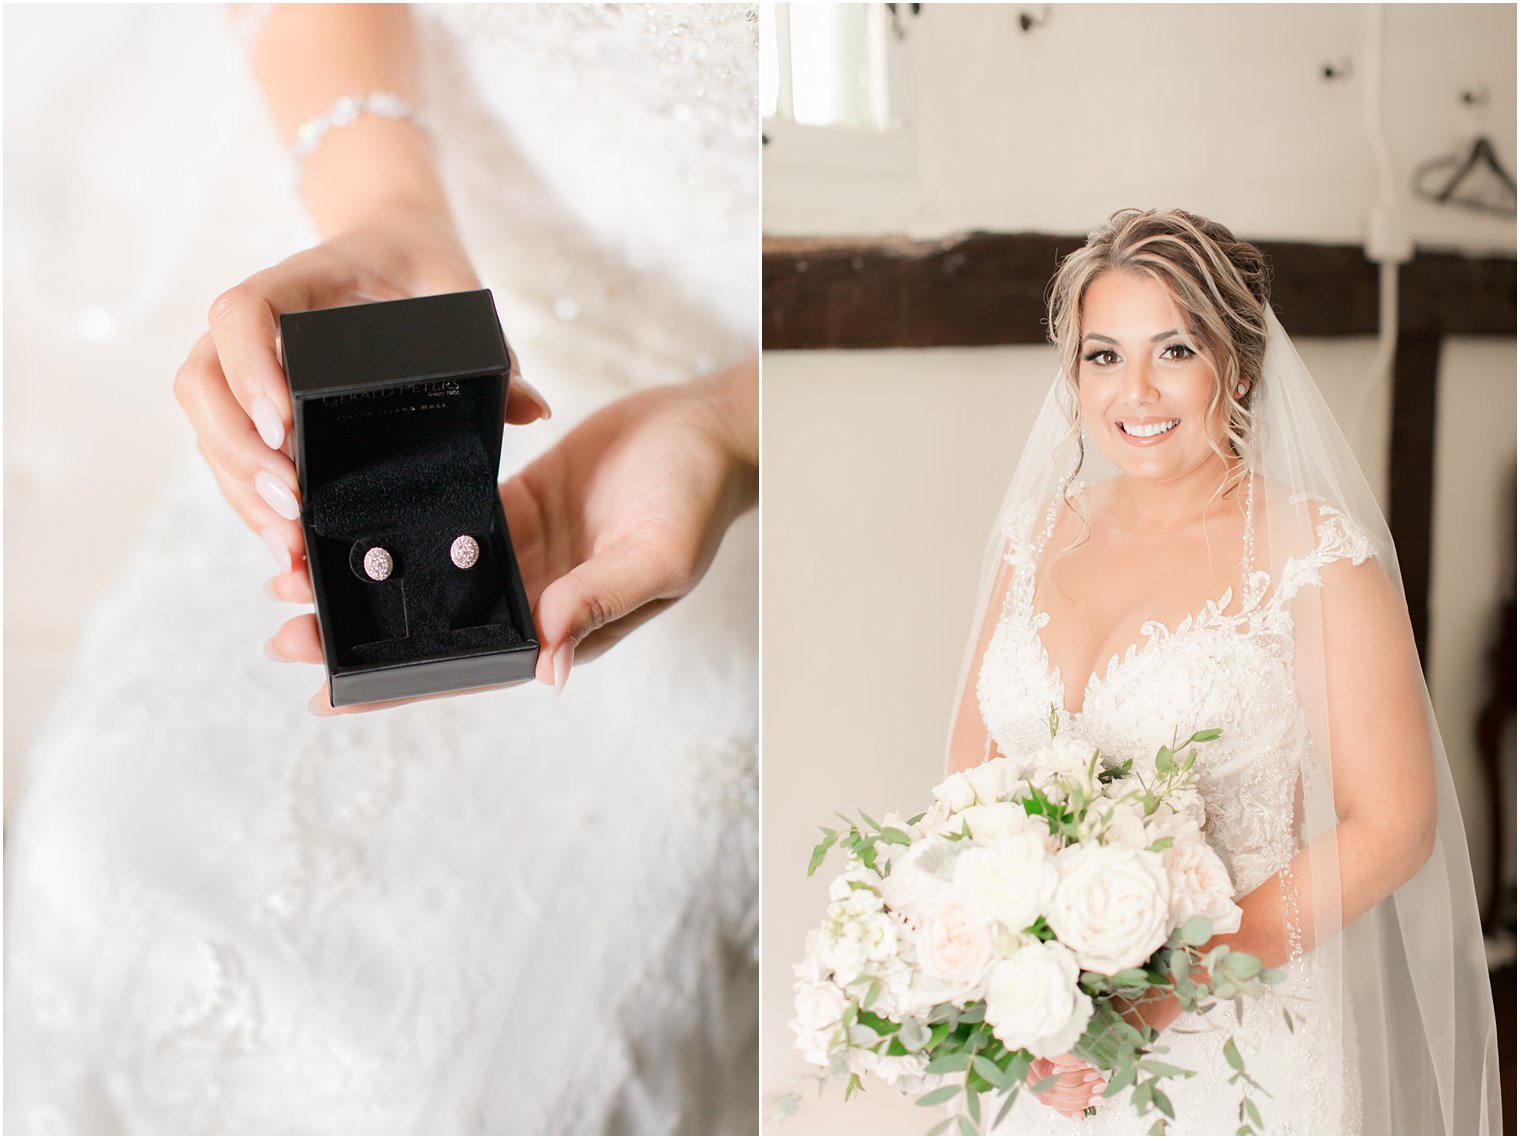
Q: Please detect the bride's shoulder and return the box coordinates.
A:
[1253,477,1382,568]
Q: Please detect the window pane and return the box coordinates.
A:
[789,3,873,130]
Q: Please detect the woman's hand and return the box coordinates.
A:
[264,355,759,712]
[1027,1052,1107,1121]
[173,207,552,573]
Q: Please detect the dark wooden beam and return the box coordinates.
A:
[763,232,1516,348]
[1388,332,1443,668]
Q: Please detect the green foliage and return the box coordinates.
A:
[915,1086,959,1107]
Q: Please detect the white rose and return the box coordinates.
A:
[791,978,849,1065]
[953,830,1058,933]
[909,798,953,841]
[1049,843,1171,974]
[984,940,1095,1058]
[932,771,978,813]
[913,899,996,1005]
[829,862,884,903]
[958,801,1031,843]
[879,838,962,922]
[1164,837,1242,935]
[1095,801,1150,849]
[1146,790,1208,842]
[963,757,1025,804]
[1100,775,1145,806]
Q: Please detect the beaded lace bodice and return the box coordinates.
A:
[980,492,1376,1136]
[977,493,1376,897]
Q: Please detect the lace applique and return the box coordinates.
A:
[979,494,1375,1134]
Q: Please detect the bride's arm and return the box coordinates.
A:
[1129,554,1437,1033]
[945,553,1015,774]
[1225,553,1436,963]
[239,3,454,243]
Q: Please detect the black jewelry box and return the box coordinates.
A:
[280,289,538,707]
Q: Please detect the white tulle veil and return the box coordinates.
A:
[943,276,1502,1131]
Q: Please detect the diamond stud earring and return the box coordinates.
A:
[1235,382,1248,397]
[450,535,480,569]
[363,546,394,581]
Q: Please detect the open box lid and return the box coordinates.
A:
[279,290,511,534]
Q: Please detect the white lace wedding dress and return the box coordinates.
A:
[979,494,1375,1136]
[4,6,757,1135]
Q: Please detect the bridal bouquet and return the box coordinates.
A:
[791,725,1286,1136]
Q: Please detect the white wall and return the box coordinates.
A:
[760,4,1515,1131]
[766,3,1517,255]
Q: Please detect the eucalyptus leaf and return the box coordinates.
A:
[1149,1122,1168,1136]
[993,1084,1021,1130]
[879,827,912,846]
[966,1086,981,1127]
[957,1116,978,1137]
[1152,1087,1175,1118]
[916,1085,960,1107]
[1029,1074,1058,1095]
[1223,1037,1245,1073]
[1189,728,1222,742]
[1179,917,1213,946]
[807,831,839,876]
[927,1118,953,1137]
[972,1055,1012,1090]
[1139,1060,1190,1079]
[1244,1096,1263,1128]
[928,1051,972,1074]
[1223,952,1262,979]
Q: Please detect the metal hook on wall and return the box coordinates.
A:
[1018,6,1052,33]
[1320,56,1354,81]
[884,3,921,41]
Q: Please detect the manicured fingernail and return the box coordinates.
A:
[552,641,574,696]
[514,374,552,420]
[263,638,289,662]
[260,526,292,572]
[251,395,285,450]
[254,471,300,520]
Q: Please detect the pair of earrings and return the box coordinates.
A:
[362,536,479,582]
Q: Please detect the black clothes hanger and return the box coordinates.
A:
[1413,134,1517,217]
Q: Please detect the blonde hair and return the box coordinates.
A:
[1045,208,1272,498]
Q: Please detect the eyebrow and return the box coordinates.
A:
[1082,330,1181,345]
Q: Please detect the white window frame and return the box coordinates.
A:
[762,3,917,178]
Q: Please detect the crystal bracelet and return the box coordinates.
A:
[291,91,432,161]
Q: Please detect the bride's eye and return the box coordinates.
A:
[1160,343,1196,362]
[1083,349,1119,367]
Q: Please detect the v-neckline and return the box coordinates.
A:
[1028,586,1236,719]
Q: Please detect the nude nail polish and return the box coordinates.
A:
[261,526,292,573]
[254,471,300,521]
[251,395,285,450]
[553,641,574,696]
[513,374,553,420]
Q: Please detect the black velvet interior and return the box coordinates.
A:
[299,376,527,668]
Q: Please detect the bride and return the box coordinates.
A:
[946,209,1500,1134]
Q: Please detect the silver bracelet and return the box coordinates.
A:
[291,91,432,161]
